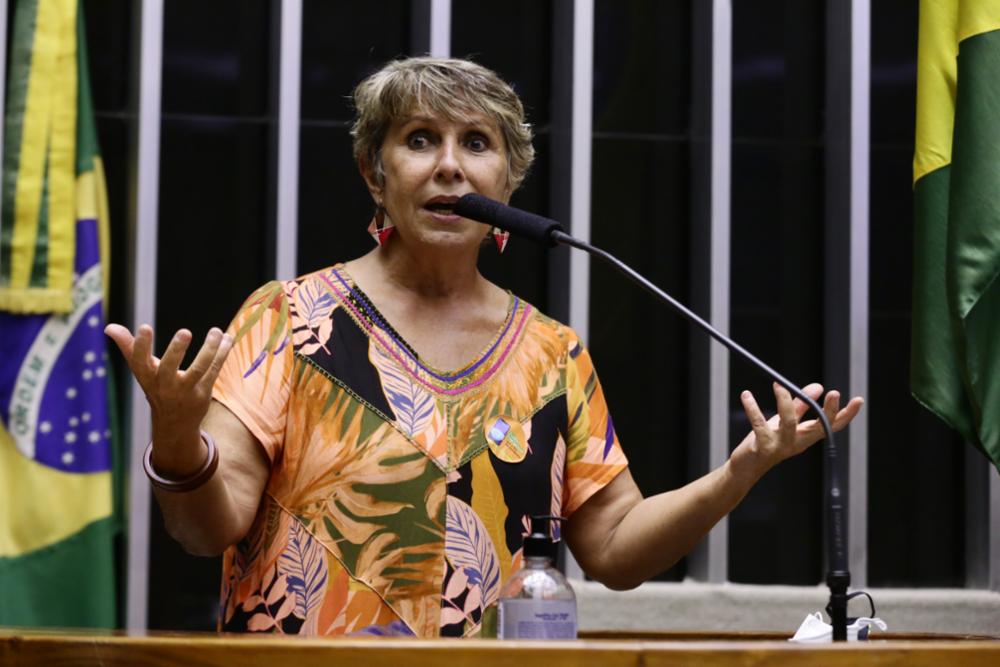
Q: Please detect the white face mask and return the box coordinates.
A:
[789,611,889,643]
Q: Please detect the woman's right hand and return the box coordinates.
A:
[105,323,233,475]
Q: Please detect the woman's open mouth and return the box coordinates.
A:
[424,197,461,221]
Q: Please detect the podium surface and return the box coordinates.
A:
[2,629,998,666]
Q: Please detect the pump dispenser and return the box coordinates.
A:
[497,515,577,639]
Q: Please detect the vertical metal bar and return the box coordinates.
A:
[704,0,732,584]
[125,0,163,632]
[828,0,869,588]
[848,0,870,589]
[689,0,731,586]
[275,0,301,280]
[429,0,450,58]
[568,0,593,344]
[562,0,594,582]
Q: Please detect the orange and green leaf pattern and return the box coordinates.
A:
[213,265,627,637]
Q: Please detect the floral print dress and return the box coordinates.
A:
[212,264,628,637]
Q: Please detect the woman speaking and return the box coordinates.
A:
[105,57,862,638]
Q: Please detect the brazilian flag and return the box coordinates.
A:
[912,0,1000,473]
[0,0,119,626]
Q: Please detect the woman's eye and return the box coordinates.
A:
[466,135,489,152]
[407,132,430,149]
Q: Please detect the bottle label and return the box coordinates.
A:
[497,599,577,640]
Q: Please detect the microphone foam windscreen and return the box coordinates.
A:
[455,194,563,246]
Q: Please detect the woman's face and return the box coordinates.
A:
[365,110,509,251]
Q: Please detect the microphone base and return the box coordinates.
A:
[826,570,851,641]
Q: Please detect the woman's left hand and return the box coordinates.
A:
[729,382,864,481]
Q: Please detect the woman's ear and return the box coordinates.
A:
[358,158,382,202]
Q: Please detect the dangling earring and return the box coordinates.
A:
[367,203,394,246]
[492,227,509,254]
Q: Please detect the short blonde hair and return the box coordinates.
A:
[351,57,535,192]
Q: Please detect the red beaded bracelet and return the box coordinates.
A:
[143,430,219,493]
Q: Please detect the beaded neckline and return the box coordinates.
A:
[345,284,419,360]
[318,265,531,396]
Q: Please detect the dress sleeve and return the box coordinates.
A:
[212,281,295,463]
[562,333,629,516]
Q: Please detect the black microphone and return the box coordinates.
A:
[455,193,564,246]
[458,194,856,642]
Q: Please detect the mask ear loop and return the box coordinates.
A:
[834,590,876,625]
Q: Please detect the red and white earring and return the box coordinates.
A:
[367,203,394,246]
[492,227,509,253]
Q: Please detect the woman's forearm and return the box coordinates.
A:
[150,428,248,556]
[153,474,246,556]
[598,461,762,589]
[578,385,861,590]
[149,405,270,557]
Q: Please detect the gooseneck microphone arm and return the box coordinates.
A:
[554,230,850,640]
[454,193,851,641]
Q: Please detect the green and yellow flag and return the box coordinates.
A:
[0,0,119,627]
[912,0,1000,472]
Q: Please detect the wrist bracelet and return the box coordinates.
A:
[144,430,219,493]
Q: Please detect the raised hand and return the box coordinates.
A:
[729,382,864,481]
[105,323,233,475]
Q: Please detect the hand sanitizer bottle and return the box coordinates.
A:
[497,515,577,640]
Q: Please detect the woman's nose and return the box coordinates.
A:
[434,139,465,183]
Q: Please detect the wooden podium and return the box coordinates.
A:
[2,629,998,666]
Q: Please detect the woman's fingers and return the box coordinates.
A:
[740,390,768,433]
[795,393,865,444]
[158,329,194,379]
[824,390,841,418]
[795,384,828,445]
[196,332,234,392]
[105,323,152,390]
[105,323,233,432]
[126,324,163,390]
[773,383,797,443]
[832,396,865,431]
[762,383,823,430]
[104,323,136,360]
[131,324,156,368]
[183,328,224,383]
[794,391,838,444]
[736,383,865,471]
[791,382,824,421]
